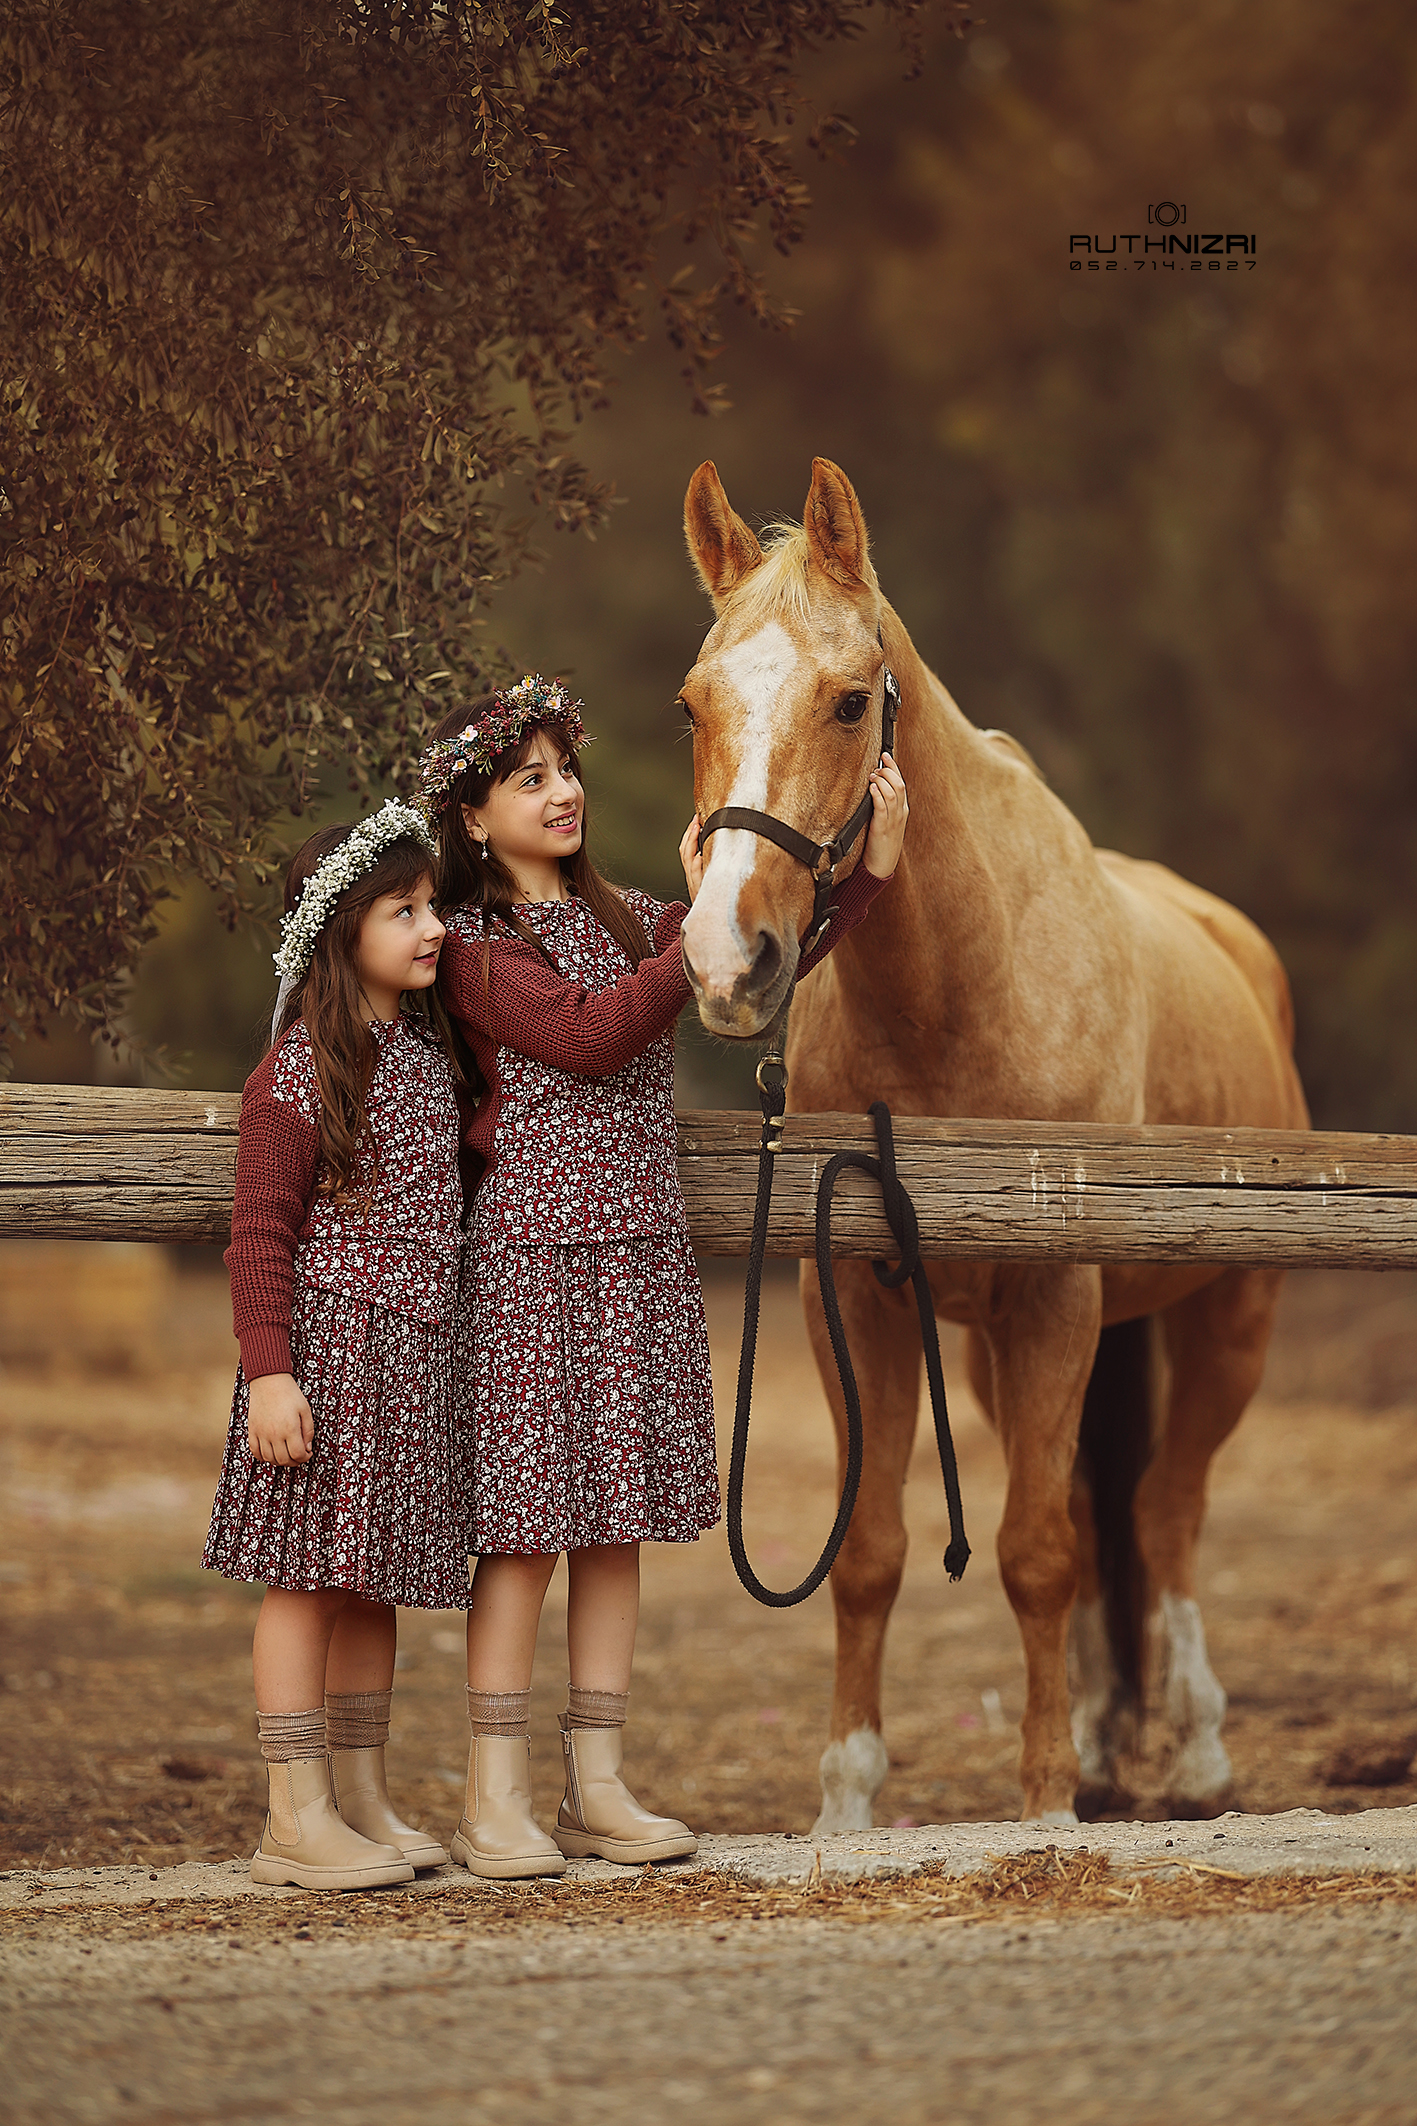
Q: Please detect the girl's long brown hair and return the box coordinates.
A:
[272,825,480,1204]
[429,696,652,971]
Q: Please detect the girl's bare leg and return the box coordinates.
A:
[566,1542,640,1692]
[325,1595,397,1695]
[555,1542,693,1860]
[465,1552,560,1692]
[456,1554,566,1878]
[249,1588,412,1888]
[252,1586,349,1711]
[321,1595,443,1868]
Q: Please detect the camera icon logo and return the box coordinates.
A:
[1148,201,1187,227]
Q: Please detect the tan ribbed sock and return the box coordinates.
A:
[466,1686,531,1738]
[325,1688,391,1751]
[256,1707,326,1763]
[566,1686,628,1731]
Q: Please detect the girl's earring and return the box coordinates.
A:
[476,835,489,861]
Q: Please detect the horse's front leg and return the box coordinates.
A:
[800,1257,922,1835]
[986,1265,1103,1822]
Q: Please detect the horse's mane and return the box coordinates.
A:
[737,521,814,621]
[732,517,881,623]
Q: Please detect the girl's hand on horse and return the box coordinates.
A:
[864,752,908,878]
[679,815,705,904]
[247,1373,316,1465]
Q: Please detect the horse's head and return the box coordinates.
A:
[678,457,888,1039]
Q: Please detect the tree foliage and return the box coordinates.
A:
[0,0,947,1058]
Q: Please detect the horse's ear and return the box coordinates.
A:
[684,461,764,608]
[804,457,874,589]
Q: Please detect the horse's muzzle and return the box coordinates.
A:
[681,922,796,1039]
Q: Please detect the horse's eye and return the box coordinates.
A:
[836,692,869,726]
[678,699,696,731]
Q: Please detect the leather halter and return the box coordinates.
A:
[698,664,901,954]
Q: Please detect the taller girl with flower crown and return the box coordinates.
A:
[419,675,907,1879]
[204,803,477,1891]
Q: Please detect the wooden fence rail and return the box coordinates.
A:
[3,1084,1415,1268]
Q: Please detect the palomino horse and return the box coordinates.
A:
[677,458,1308,1828]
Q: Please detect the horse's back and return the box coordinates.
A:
[1096,849,1306,1126]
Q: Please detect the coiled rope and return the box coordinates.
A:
[725,1031,971,1608]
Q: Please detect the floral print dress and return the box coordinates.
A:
[446,890,718,1553]
[203,1014,471,1609]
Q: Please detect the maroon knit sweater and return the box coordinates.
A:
[440,861,889,1189]
[225,1018,473,1381]
[226,1045,322,1382]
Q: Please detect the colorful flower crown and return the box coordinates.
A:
[415,674,591,818]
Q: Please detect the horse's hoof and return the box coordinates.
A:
[811,1727,887,1836]
[1073,1778,1137,1822]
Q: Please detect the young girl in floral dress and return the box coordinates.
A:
[204,803,477,1892]
[419,677,907,1879]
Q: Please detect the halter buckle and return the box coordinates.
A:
[802,905,836,955]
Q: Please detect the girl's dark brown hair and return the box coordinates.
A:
[429,695,651,971]
[273,824,480,1204]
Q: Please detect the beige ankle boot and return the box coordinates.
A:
[553,1717,697,1864]
[250,1756,415,1891]
[449,1734,566,1880]
[329,1746,448,1871]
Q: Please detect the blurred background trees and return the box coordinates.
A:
[5,0,1415,1127]
[1,0,944,1067]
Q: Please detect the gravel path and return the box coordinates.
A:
[5,1903,1416,2125]
[4,1811,1416,2126]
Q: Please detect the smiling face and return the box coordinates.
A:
[461,727,584,899]
[355,873,445,1021]
[678,459,886,1036]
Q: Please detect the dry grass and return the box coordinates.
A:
[5,1849,1416,1948]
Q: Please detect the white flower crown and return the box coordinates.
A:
[273,799,436,985]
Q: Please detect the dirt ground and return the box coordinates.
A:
[7,1896,1417,2126]
[1,1249,1416,1869]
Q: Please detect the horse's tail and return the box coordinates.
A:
[1075,1316,1156,1711]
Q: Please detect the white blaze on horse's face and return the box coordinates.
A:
[679,619,807,1031]
[680,454,885,1038]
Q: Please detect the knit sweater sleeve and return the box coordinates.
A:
[440,923,692,1079]
[224,1063,322,1381]
[652,899,691,952]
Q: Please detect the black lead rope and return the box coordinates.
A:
[725,1047,971,1609]
[712,652,966,1603]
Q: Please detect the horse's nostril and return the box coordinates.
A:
[744,929,783,1001]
